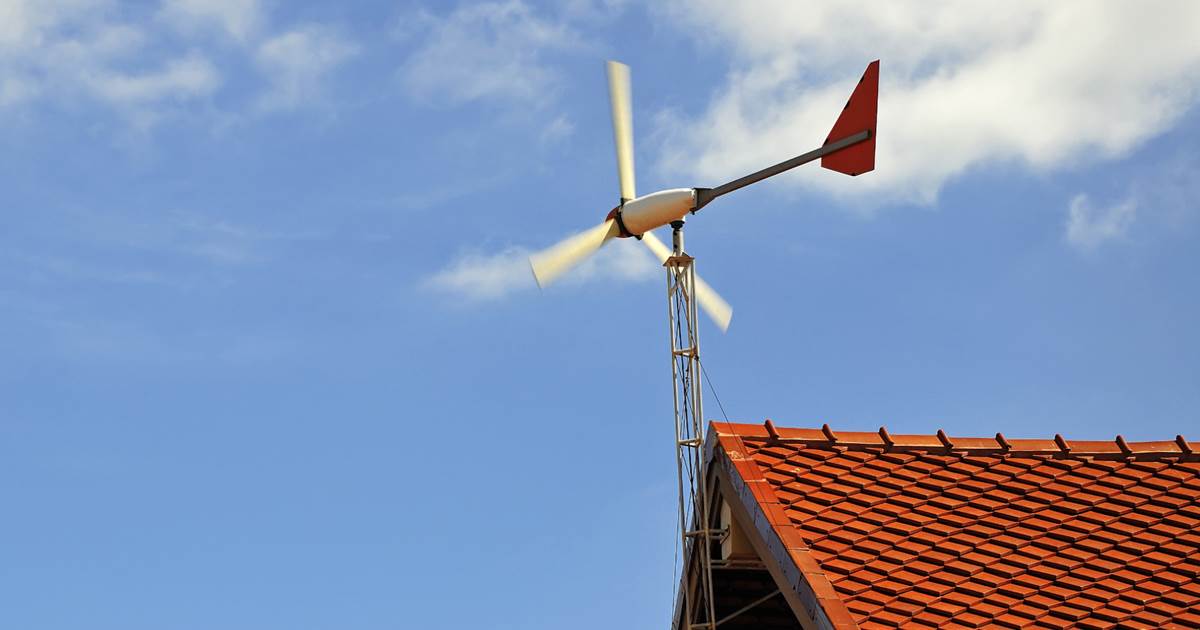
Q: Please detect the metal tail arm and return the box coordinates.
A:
[694,129,871,210]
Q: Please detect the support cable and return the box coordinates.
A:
[699,360,729,424]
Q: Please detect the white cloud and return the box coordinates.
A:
[67,207,315,268]
[0,0,104,50]
[86,52,220,105]
[254,25,358,111]
[424,238,657,301]
[0,0,220,119]
[1133,151,1200,229]
[8,250,169,286]
[0,0,355,123]
[424,247,534,300]
[159,0,264,42]
[398,0,583,107]
[0,74,33,105]
[655,2,1200,205]
[539,113,575,144]
[1065,194,1136,252]
[558,0,629,22]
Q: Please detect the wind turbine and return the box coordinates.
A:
[527,59,879,630]
[529,59,878,333]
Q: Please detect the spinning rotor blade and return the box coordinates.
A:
[607,60,636,201]
[530,220,621,288]
[641,230,733,333]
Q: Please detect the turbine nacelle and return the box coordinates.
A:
[606,188,696,238]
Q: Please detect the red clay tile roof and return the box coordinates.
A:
[710,421,1200,630]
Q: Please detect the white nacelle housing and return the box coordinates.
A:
[620,188,695,235]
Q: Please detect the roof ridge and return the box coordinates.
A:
[717,420,1199,460]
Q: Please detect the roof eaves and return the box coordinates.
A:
[710,422,860,630]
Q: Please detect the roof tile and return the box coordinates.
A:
[711,422,1200,630]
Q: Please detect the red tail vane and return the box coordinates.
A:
[822,60,878,177]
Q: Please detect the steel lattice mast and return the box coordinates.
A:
[666,220,717,629]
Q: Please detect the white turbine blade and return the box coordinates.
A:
[607,60,636,201]
[640,227,672,262]
[640,231,733,333]
[529,219,620,288]
[694,277,734,333]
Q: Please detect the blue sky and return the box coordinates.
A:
[2,1,1199,628]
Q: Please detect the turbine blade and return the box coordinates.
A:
[607,60,636,201]
[529,220,620,288]
[639,227,672,261]
[640,231,733,333]
[694,276,734,333]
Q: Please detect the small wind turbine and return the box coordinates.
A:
[529,59,878,332]
[527,59,879,630]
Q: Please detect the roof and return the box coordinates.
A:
[707,421,1200,630]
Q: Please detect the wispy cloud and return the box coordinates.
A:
[423,247,535,300]
[254,25,358,112]
[6,250,170,287]
[655,2,1200,205]
[539,113,575,144]
[1,206,320,364]
[1132,150,1200,230]
[384,169,516,213]
[115,210,323,266]
[0,3,220,122]
[85,52,220,106]
[424,238,657,301]
[0,0,356,126]
[1065,194,1137,252]
[9,208,318,288]
[30,314,300,365]
[398,0,584,108]
[158,0,264,43]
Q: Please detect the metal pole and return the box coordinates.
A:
[695,130,871,210]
